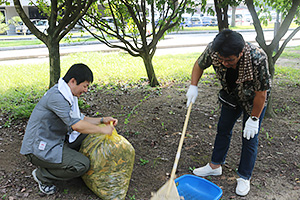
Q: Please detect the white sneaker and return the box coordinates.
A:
[236,178,250,196]
[193,163,222,177]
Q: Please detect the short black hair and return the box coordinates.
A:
[63,63,93,85]
[211,29,245,57]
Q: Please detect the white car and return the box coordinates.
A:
[229,13,253,26]
[15,19,40,35]
[36,20,49,33]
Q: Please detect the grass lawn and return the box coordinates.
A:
[0,46,299,122]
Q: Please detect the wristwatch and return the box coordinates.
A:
[251,116,259,121]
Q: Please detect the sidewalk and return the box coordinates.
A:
[0,34,211,61]
[1,29,299,61]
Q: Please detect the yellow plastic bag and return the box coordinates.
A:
[79,125,135,200]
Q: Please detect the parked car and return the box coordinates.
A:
[36,19,49,33]
[243,13,253,25]
[181,15,203,27]
[201,16,217,26]
[15,19,39,35]
[66,20,96,32]
[180,16,192,27]
[191,16,203,27]
[65,20,84,31]
[101,17,116,29]
[229,13,253,26]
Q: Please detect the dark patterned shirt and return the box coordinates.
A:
[197,42,272,115]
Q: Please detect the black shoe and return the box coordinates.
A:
[32,169,57,195]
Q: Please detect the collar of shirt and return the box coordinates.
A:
[211,43,254,84]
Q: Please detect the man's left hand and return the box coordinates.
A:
[102,117,118,126]
[243,117,259,140]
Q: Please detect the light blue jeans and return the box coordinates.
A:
[211,105,266,180]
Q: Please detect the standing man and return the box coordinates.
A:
[186,29,271,196]
[20,63,118,195]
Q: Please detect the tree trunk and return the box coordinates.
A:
[214,0,229,32]
[231,6,236,27]
[268,55,275,80]
[48,40,61,88]
[245,0,300,118]
[140,53,159,87]
[274,10,281,53]
[265,95,276,118]
[265,53,276,117]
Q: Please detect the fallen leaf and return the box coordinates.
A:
[227,177,236,181]
[23,193,29,198]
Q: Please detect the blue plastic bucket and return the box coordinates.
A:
[175,174,223,200]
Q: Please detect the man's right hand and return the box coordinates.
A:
[186,85,198,107]
[99,125,114,136]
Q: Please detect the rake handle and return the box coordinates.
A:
[167,103,193,195]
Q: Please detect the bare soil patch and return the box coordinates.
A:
[0,63,300,200]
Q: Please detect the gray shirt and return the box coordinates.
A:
[20,84,82,163]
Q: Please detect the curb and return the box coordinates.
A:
[0,29,299,61]
[0,28,278,51]
[2,38,300,61]
[0,48,122,61]
[0,39,119,51]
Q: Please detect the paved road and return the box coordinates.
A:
[1,29,300,65]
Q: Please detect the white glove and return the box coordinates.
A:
[186,85,198,107]
[243,117,259,140]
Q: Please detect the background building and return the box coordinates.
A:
[0,0,46,35]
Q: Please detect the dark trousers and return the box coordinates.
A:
[26,140,89,184]
[211,105,266,180]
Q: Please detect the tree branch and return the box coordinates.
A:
[58,0,95,40]
[273,26,300,62]
[13,0,47,43]
[154,0,187,44]
[87,27,140,57]
[83,12,140,53]
[49,0,58,36]
[270,0,300,50]
[150,3,156,36]
[246,0,267,50]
